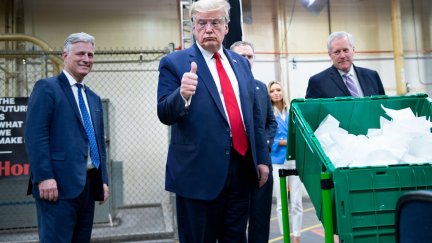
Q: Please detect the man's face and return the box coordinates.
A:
[192,10,228,53]
[328,37,355,73]
[62,42,94,82]
[232,45,255,68]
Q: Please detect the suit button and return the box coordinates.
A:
[226,150,230,155]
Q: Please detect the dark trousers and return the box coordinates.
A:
[35,169,97,243]
[176,149,255,243]
[247,169,274,243]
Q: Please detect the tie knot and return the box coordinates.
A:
[213,52,221,60]
[343,73,350,78]
[76,83,83,89]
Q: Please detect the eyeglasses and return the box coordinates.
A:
[192,17,226,30]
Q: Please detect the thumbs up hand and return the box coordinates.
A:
[181,62,198,99]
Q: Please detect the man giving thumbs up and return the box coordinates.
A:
[180,62,198,99]
[156,0,270,242]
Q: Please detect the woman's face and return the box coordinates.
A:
[269,83,283,103]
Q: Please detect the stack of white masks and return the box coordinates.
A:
[314,105,432,168]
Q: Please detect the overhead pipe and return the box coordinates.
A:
[0,34,63,74]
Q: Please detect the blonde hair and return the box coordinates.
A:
[190,0,231,23]
[268,80,289,109]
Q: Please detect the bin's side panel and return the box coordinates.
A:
[293,115,326,221]
[288,94,431,243]
[334,164,432,243]
[290,100,337,223]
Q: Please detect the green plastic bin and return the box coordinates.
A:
[286,94,432,243]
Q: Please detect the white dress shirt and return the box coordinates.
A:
[195,43,245,125]
[63,70,95,169]
[338,65,364,97]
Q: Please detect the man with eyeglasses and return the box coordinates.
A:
[157,0,270,242]
[306,31,385,98]
[231,40,277,243]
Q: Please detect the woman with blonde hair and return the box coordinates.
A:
[268,81,303,243]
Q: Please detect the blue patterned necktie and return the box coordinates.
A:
[343,73,359,97]
[76,83,100,169]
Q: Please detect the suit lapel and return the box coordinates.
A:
[84,87,96,119]
[224,50,251,130]
[58,72,83,124]
[190,45,228,122]
[330,66,351,96]
[354,65,368,95]
[188,45,252,128]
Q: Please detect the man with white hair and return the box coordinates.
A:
[157,0,270,242]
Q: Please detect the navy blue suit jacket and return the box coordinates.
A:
[255,80,277,152]
[157,44,270,200]
[25,72,108,200]
[306,65,385,98]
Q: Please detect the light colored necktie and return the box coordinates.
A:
[213,52,248,156]
[343,73,359,97]
[76,83,100,169]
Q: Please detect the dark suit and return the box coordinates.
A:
[248,80,277,243]
[25,72,108,242]
[306,65,385,98]
[157,44,270,242]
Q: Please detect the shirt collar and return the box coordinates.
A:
[63,70,86,89]
[196,42,225,62]
[337,65,355,77]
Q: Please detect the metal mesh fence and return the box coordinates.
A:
[0,44,177,242]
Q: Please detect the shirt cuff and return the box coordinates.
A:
[181,92,192,107]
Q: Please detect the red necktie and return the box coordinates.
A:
[213,52,248,156]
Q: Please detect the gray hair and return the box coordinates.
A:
[63,32,96,53]
[230,41,255,52]
[190,0,231,23]
[327,31,355,52]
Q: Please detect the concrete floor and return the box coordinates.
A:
[119,195,338,243]
[114,195,339,243]
[124,195,339,243]
[0,195,338,243]
[268,196,339,243]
